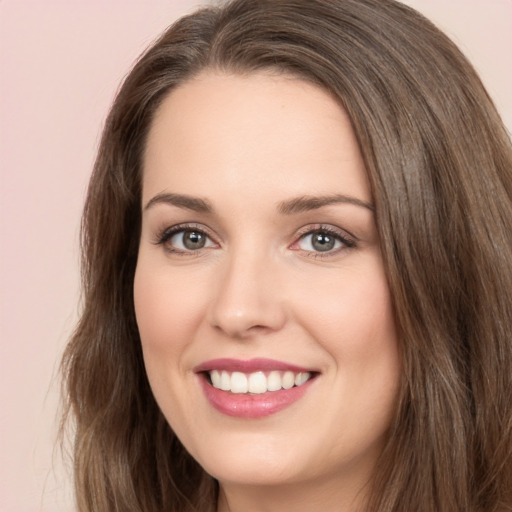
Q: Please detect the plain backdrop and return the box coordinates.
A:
[1,1,511,511]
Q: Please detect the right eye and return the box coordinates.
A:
[156,225,217,254]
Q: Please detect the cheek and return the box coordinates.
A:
[133,262,208,363]
[133,261,209,428]
[292,256,400,400]
[295,261,396,349]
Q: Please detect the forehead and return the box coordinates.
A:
[142,71,370,204]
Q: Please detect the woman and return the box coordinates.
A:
[61,0,512,510]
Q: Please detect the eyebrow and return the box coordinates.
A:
[277,194,374,214]
[143,192,374,215]
[144,192,213,213]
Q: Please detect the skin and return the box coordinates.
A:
[134,71,401,512]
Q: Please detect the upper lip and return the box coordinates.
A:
[193,358,316,374]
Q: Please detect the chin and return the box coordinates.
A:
[188,431,308,486]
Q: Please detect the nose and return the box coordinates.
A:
[208,249,287,339]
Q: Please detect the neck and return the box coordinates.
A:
[216,473,369,512]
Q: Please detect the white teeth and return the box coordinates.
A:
[267,371,282,391]
[230,372,248,393]
[208,369,312,394]
[248,371,267,394]
[220,371,231,391]
[295,372,309,386]
[211,370,221,388]
[282,371,295,389]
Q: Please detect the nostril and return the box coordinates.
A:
[212,319,275,339]
[248,324,271,333]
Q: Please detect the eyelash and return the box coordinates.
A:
[153,223,217,256]
[292,225,357,258]
[153,223,357,258]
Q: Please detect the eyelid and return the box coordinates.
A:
[294,223,356,240]
[153,222,220,254]
[289,224,357,256]
[152,222,357,258]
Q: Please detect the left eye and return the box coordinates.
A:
[169,229,216,251]
[296,230,346,253]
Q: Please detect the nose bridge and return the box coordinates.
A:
[208,242,286,338]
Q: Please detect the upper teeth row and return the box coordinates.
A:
[209,370,311,394]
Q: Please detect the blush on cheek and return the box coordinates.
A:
[134,268,204,356]
[134,271,172,351]
[304,272,392,344]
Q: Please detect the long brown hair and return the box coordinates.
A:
[61,0,512,510]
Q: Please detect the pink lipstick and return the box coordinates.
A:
[194,358,317,418]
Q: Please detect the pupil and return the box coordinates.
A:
[183,231,205,250]
[312,232,335,252]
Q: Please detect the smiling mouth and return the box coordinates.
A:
[207,370,314,394]
[194,358,319,417]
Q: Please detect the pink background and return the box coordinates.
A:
[0,1,510,510]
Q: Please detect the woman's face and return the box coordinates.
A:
[134,71,400,501]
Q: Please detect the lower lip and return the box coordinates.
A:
[198,375,315,418]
